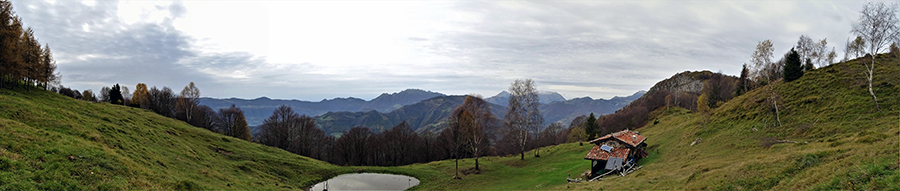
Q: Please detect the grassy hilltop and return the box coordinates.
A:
[0,87,346,190]
[1,54,898,190]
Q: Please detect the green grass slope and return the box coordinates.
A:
[399,55,899,190]
[0,88,357,190]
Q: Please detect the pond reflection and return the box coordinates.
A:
[309,173,420,191]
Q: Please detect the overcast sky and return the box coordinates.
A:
[13,0,866,100]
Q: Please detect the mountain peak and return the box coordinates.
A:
[485,90,565,105]
[362,89,446,112]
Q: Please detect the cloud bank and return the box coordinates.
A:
[13,0,864,100]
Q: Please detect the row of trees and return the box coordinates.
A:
[253,79,582,170]
[0,0,58,89]
[114,82,251,140]
[743,1,898,116]
[52,82,253,141]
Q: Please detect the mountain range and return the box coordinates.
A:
[483,90,567,106]
[200,89,645,136]
[199,89,445,126]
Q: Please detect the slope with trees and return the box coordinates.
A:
[0,0,58,90]
[851,1,898,112]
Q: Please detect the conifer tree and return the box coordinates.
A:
[584,113,599,140]
[783,48,803,82]
[109,84,124,105]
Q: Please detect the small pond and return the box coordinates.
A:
[309,173,420,191]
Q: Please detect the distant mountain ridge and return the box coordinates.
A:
[314,91,645,136]
[484,90,567,106]
[315,95,507,136]
[199,89,445,126]
[540,90,646,125]
[201,88,644,136]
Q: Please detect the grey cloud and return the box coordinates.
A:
[14,0,207,91]
[11,0,870,101]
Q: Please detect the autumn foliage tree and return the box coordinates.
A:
[0,0,57,89]
[566,115,587,143]
[449,95,496,170]
[131,83,150,108]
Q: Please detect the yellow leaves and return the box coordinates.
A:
[697,93,710,113]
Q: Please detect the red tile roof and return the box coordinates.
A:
[584,145,631,160]
[588,130,646,147]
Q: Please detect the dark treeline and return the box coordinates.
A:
[0,0,58,90]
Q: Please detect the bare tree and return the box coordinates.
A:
[750,40,775,83]
[825,47,837,67]
[120,85,132,106]
[332,127,372,166]
[503,79,543,160]
[217,104,251,140]
[99,86,110,103]
[851,1,899,112]
[796,35,815,65]
[381,121,423,166]
[812,38,831,68]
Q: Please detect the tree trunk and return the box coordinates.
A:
[772,96,781,127]
[475,157,479,170]
[454,157,459,179]
[866,61,882,112]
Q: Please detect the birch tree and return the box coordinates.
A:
[178,82,200,123]
[851,1,899,112]
[750,40,775,83]
[503,79,543,160]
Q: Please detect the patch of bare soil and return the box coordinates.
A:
[460,167,482,175]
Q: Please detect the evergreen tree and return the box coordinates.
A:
[736,64,751,96]
[108,84,124,105]
[783,48,803,82]
[804,58,815,71]
[584,113,599,140]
